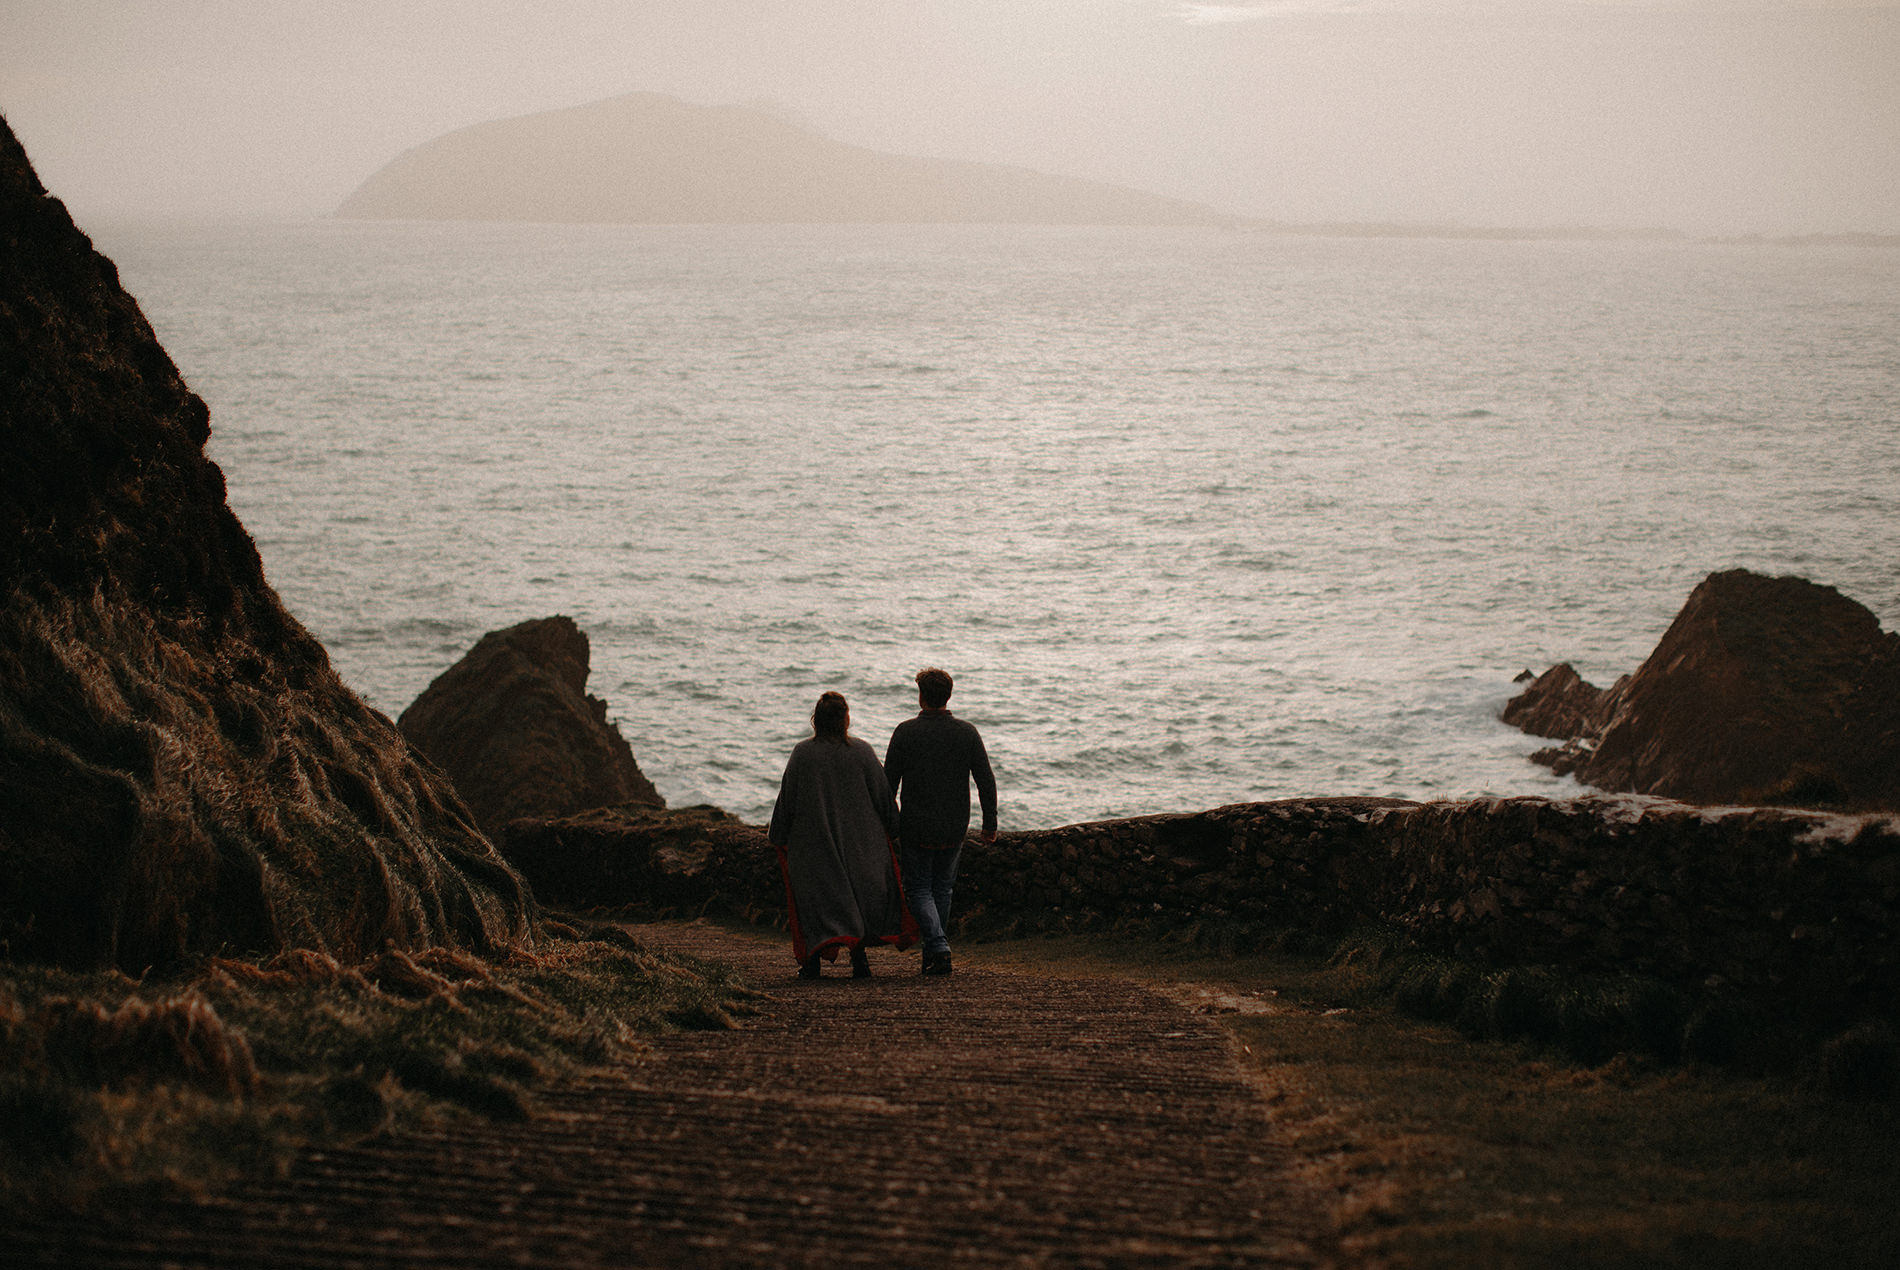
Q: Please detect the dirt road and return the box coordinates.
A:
[11,922,1326,1267]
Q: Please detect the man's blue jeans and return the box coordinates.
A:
[901,843,962,956]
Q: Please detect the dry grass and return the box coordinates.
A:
[964,932,1900,1269]
[0,919,757,1216]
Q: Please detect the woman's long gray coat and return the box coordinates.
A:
[768,735,915,960]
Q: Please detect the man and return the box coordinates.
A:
[884,667,997,977]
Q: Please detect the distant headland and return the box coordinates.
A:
[335,92,1234,227]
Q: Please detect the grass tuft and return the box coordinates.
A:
[1481,967,1565,1045]
[1817,1019,1900,1101]
[0,919,755,1216]
[1322,932,1800,1076]
[38,991,258,1095]
[1392,958,1482,1024]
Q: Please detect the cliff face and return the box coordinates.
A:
[338,92,1232,226]
[399,617,664,841]
[1506,571,1900,810]
[0,116,535,970]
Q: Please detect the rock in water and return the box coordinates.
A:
[1504,570,1900,809]
[1499,662,1624,742]
[398,617,663,841]
[0,116,534,970]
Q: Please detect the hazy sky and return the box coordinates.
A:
[4,0,1897,234]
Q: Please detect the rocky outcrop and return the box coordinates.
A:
[1499,662,1624,743]
[398,617,662,841]
[338,92,1233,227]
[0,116,535,971]
[1505,571,1900,809]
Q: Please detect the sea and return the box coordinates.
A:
[90,219,1900,829]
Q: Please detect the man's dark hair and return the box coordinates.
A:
[915,667,953,709]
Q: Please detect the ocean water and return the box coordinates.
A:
[94,220,1900,828]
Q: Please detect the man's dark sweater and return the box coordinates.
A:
[884,708,998,847]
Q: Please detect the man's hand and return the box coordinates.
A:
[981,829,997,844]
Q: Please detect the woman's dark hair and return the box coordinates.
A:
[812,691,850,741]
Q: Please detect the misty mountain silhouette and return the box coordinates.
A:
[336,92,1231,226]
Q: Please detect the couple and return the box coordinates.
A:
[767,667,998,980]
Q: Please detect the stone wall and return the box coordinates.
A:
[970,797,1900,1022]
[509,794,1900,1024]
[950,799,1412,946]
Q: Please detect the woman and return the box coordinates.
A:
[768,691,917,978]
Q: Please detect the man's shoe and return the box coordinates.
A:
[850,947,872,979]
[798,956,821,980]
[922,952,953,977]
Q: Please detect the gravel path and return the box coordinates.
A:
[11,922,1327,1268]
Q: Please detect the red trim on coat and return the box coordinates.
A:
[773,839,919,963]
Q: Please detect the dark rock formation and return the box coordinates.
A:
[398,617,662,841]
[1499,662,1624,742]
[337,92,1233,227]
[1505,570,1900,809]
[0,116,534,971]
